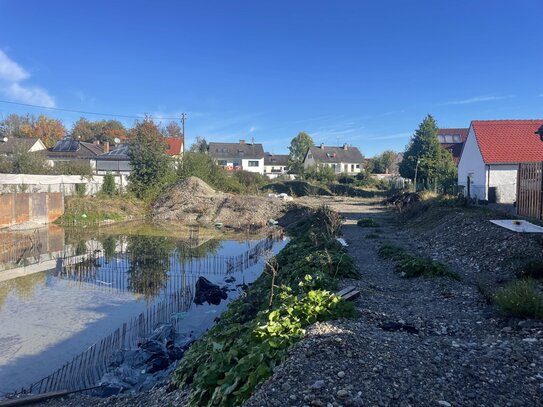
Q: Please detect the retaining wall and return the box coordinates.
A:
[0,192,64,228]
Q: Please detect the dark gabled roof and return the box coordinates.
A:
[47,139,103,159]
[208,142,265,159]
[0,138,43,155]
[264,153,289,166]
[95,144,130,161]
[307,145,364,164]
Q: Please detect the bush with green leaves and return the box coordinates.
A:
[494,279,543,319]
[75,183,87,197]
[172,207,358,406]
[101,172,116,196]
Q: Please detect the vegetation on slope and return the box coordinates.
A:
[172,206,359,406]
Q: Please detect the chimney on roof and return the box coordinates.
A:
[343,143,348,150]
[239,139,245,145]
[320,143,325,149]
[103,141,110,153]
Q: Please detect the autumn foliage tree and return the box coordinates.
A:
[30,115,67,147]
[71,118,129,143]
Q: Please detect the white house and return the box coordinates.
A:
[208,140,265,174]
[264,153,289,179]
[458,120,543,203]
[303,144,364,174]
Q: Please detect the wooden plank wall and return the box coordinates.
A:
[517,162,543,220]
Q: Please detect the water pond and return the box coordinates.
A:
[0,224,286,397]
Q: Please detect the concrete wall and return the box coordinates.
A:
[0,192,64,228]
[488,164,518,204]
[458,126,487,199]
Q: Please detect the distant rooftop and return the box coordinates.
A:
[307,144,364,164]
[264,153,289,166]
[208,141,265,159]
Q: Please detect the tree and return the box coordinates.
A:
[304,164,336,183]
[128,117,174,199]
[288,132,314,175]
[11,150,49,174]
[71,118,128,143]
[399,115,457,189]
[162,121,183,138]
[372,150,399,174]
[189,137,208,153]
[20,115,66,148]
[0,114,35,138]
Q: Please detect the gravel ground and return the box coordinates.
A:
[32,197,543,406]
[246,198,543,407]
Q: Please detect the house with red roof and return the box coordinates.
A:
[437,128,469,165]
[164,137,183,158]
[458,120,543,203]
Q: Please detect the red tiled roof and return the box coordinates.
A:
[164,137,183,156]
[471,120,543,164]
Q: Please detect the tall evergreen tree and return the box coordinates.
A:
[399,115,457,188]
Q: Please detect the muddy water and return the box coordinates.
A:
[0,225,286,396]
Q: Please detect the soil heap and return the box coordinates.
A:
[150,177,284,229]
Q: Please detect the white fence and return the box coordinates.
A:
[0,173,127,196]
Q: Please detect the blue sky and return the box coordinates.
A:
[0,0,541,157]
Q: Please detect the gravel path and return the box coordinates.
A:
[246,198,543,407]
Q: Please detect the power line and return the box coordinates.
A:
[0,99,181,120]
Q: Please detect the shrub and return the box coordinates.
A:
[337,173,355,184]
[517,260,543,280]
[304,164,336,183]
[378,244,408,261]
[75,183,87,197]
[494,279,543,319]
[102,172,116,196]
[357,218,379,227]
[396,257,460,280]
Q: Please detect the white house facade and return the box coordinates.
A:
[304,144,364,175]
[208,141,265,174]
[264,153,289,179]
[458,120,543,203]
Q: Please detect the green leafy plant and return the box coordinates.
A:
[357,218,379,227]
[494,279,543,319]
[378,244,407,261]
[172,207,358,406]
[75,183,87,197]
[102,172,116,196]
[396,257,460,280]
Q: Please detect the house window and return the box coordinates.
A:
[248,160,259,167]
[308,153,313,159]
[218,160,227,166]
[356,164,360,169]
[351,164,355,172]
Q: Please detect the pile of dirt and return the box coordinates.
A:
[151,177,286,229]
[262,180,332,197]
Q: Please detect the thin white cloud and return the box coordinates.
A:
[365,132,411,141]
[249,126,257,133]
[6,83,55,107]
[0,49,55,107]
[442,95,514,105]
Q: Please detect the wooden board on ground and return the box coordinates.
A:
[336,285,360,301]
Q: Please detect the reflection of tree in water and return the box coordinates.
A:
[127,236,176,300]
[99,235,117,263]
[176,238,221,259]
[0,272,47,311]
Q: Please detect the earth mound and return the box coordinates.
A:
[151,177,285,229]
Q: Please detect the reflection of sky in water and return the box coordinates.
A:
[0,233,287,396]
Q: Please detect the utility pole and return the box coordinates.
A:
[181,113,187,138]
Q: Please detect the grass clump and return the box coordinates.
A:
[378,244,459,280]
[357,218,379,228]
[494,279,543,319]
[172,206,358,407]
[516,260,543,280]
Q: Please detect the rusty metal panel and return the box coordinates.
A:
[46,224,65,252]
[47,192,64,222]
[14,193,30,223]
[30,193,48,224]
[0,194,14,227]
